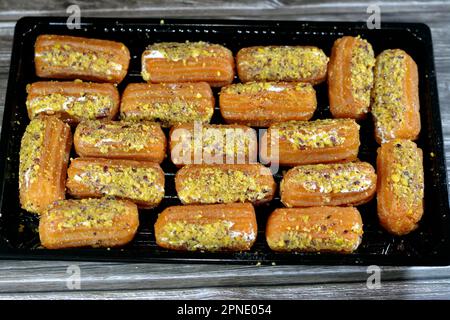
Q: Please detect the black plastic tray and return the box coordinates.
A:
[0,17,449,265]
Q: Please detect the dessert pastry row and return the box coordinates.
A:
[21,115,363,166]
[35,35,329,86]
[31,34,422,151]
[33,34,421,145]
[25,81,315,127]
[40,199,363,254]
[21,117,363,211]
[20,114,362,166]
[20,116,424,252]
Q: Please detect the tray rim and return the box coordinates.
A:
[0,16,449,266]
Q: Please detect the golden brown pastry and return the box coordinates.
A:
[260,119,360,166]
[35,34,130,83]
[141,41,234,87]
[219,82,317,126]
[170,123,258,166]
[120,82,214,127]
[175,164,276,205]
[328,36,375,119]
[66,158,165,208]
[19,116,72,214]
[39,198,139,249]
[371,49,420,144]
[154,203,257,251]
[26,81,120,125]
[377,139,424,235]
[74,120,166,163]
[280,161,376,207]
[236,46,328,84]
[266,206,363,253]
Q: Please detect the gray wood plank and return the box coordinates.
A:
[1,260,450,293]
[1,1,450,20]
[0,0,449,298]
[2,279,450,299]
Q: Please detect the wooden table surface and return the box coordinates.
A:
[0,0,450,300]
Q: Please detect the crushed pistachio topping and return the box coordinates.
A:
[269,212,363,252]
[203,128,252,158]
[38,44,122,75]
[290,163,373,193]
[159,220,254,251]
[222,82,313,94]
[350,37,375,107]
[121,97,213,127]
[74,164,164,203]
[270,228,361,252]
[19,118,46,189]
[144,41,228,62]
[178,168,272,204]
[141,69,151,81]
[389,140,424,208]
[239,46,328,81]
[48,199,130,231]
[372,49,407,142]
[78,121,159,153]
[273,119,354,149]
[176,127,254,161]
[27,93,114,120]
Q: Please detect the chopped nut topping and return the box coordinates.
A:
[175,125,256,162]
[222,81,313,94]
[121,97,212,127]
[372,49,408,142]
[350,37,375,108]
[389,140,424,208]
[271,229,361,252]
[289,162,374,193]
[272,119,356,149]
[27,93,114,120]
[39,44,122,74]
[159,220,255,251]
[77,120,160,153]
[239,46,328,81]
[74,164,164,203]
[47,198,131,230]
[178,167,271,204]
[19,118,46,190]
[144,41,229,61]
